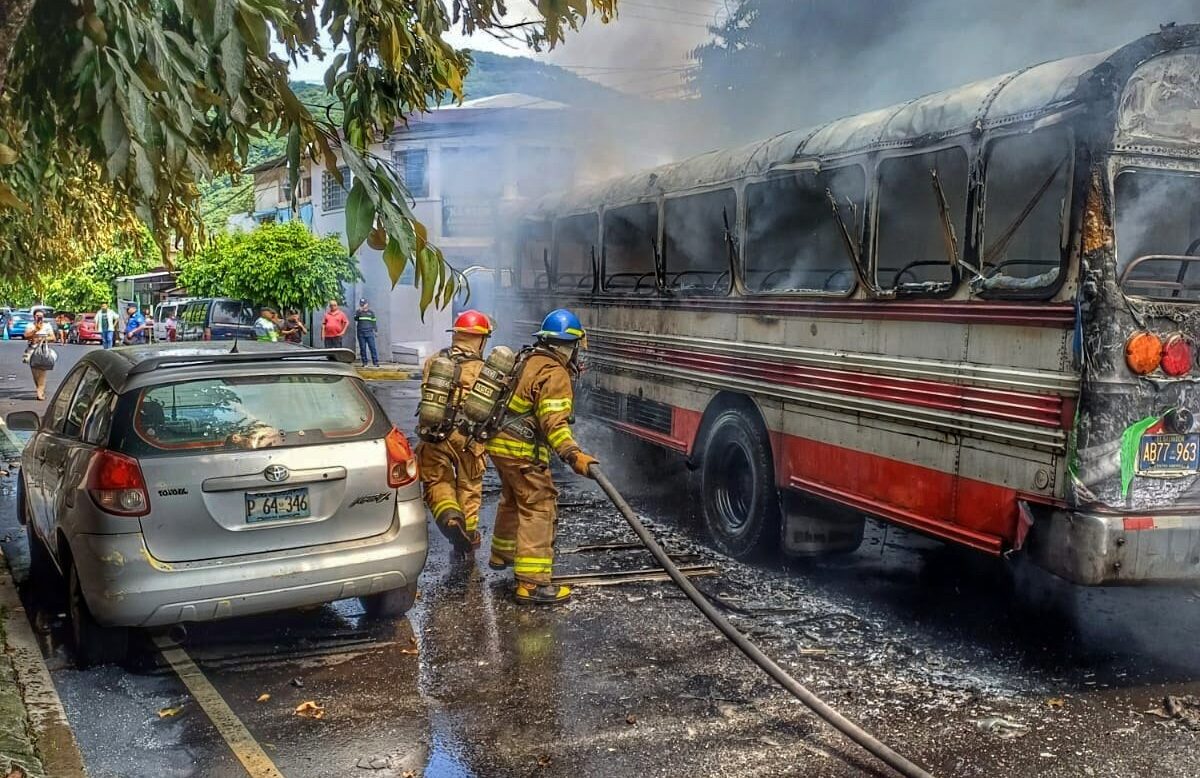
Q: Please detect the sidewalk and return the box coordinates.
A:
[355,361,418,381]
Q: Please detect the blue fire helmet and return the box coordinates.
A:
[534,308,585,342]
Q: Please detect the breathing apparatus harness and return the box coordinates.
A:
[415,346,483,443]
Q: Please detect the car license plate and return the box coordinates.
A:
[1137,434,1200,476]
[245,487,311,523]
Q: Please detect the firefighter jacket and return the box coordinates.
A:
[485,348,582,465]
[421,341,485,450]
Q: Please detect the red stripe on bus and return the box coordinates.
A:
[608,420,690,453]
[595,342,1066,429]
[612,408,1013,553]
[514,294,1076,328]
[1123,517,1155,531]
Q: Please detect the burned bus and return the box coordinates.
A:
[500,26,1200,585]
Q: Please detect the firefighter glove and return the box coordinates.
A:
[569,451,599,478]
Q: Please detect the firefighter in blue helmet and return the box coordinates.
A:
[486,308,598,604]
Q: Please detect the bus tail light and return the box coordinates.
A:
[1161,334,1193,376]
[1125,331,1163,375]
[385,427,418,487]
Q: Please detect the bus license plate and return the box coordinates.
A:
[1137,434,1200,476]
[245,487,311,523]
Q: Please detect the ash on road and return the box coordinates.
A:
[0,345,1197,777]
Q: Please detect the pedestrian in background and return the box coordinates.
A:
[165,309,177,342]
[282,310,307,345]
[321,299,348,349]
[254,307,282,342]
[96,302,118,349]
[55,313,70,345]
[142,307,155,343]
[123,305,146,345]
[354,298,380,367]
[23,311,55,401]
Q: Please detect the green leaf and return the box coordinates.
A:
[345,180,374,255]
[382,238,408,286]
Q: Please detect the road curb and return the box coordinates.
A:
[356,367,413,381]
[0,554,86,777]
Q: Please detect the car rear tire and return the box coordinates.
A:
[700,408,781,559]
[360,581,418,620]
[68,562,129,669]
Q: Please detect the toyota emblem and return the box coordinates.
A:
[264,465,290,483]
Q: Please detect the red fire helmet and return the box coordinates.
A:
[450,310,493,335]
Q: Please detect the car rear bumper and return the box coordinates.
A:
[1028,509,1200,585]
[71,497,428,627]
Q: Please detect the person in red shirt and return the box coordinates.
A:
[321,300,349,348]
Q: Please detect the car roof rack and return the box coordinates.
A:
[126,348,356,376]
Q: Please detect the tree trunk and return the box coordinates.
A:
[0,0,37,94]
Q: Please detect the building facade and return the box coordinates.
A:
[246,93,583,360]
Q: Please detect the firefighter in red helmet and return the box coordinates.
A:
[416,310,493,552]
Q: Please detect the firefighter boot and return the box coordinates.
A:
[435,508,475,553]
[515,583,572,605]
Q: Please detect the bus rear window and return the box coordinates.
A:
[133,375,376,452]
[1116,169,1200,300]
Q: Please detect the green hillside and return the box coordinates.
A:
[201,52,618,232]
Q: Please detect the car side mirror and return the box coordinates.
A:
[6,411,39,431]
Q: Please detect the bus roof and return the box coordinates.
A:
[529,24,1200,218]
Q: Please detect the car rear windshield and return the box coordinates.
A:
[130,375,379,453]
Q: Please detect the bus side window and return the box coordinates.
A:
[663,189,736,295]
[603,203,658,294]
[977,128,1072,295]
[876,147,968,292]
[744,167,865,294]
[518,221,551,289]
[553,213,599,292]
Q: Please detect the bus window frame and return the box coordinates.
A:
[973,125,1076,302]
[661,185,738,298]
[1112,164,1200,302]
[869,141,975,299]
[740,162,868,299]
[601,199,663,295]
[517,218,553,291]
[551,211,599,294]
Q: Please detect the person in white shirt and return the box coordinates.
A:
[24,311,55,400]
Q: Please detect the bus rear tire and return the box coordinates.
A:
[700,408,780,559]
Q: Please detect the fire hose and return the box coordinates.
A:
[589,465,935,778]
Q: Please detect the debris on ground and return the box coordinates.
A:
[1046,697,1066,709]
[294,701,325,720]
[356,755,392,770]
[256,694,270,703]
[157,705,186,719]
[1144,696,1200,729]
[973,717,1030,739]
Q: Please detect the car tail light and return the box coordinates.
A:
[86,450,150,516]
[1162,334,1193,377]
[385,427,418,487]
[1126,331,1163,375]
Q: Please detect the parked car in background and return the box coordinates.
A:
[7,310,31,339]
[8,342,426,667]
[68,314,101,344]
[152,300,188,342]
[176,298,256,341]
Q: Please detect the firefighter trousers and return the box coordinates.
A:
[417,436,486,536]
[490,456,559,586]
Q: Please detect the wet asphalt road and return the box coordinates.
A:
[1,344,1200,776]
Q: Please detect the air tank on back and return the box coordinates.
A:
[417,355,457,439]
[462,346,517,436]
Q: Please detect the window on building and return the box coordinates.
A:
[277,177,288,205]
[554,213,599,292]
[394,149,429,199]
[745,167,865,294]
[876,147,969,292]
[519,221,552,289]
[603,203,658,293]
[277,175,311,204]
[663,189,736,295]
[442,147,501,198]
[976,129,1072,294]
[322,167,352,211]
[518,147,574,199]
[299,176,312,201]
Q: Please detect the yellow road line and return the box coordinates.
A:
[153,635,285,778]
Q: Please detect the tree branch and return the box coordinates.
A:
[0,0,37,94]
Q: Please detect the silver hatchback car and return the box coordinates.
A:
[9,342,427,667]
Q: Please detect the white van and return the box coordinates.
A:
[153,300,187,342]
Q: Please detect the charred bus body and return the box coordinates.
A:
[501,26,1200,585]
